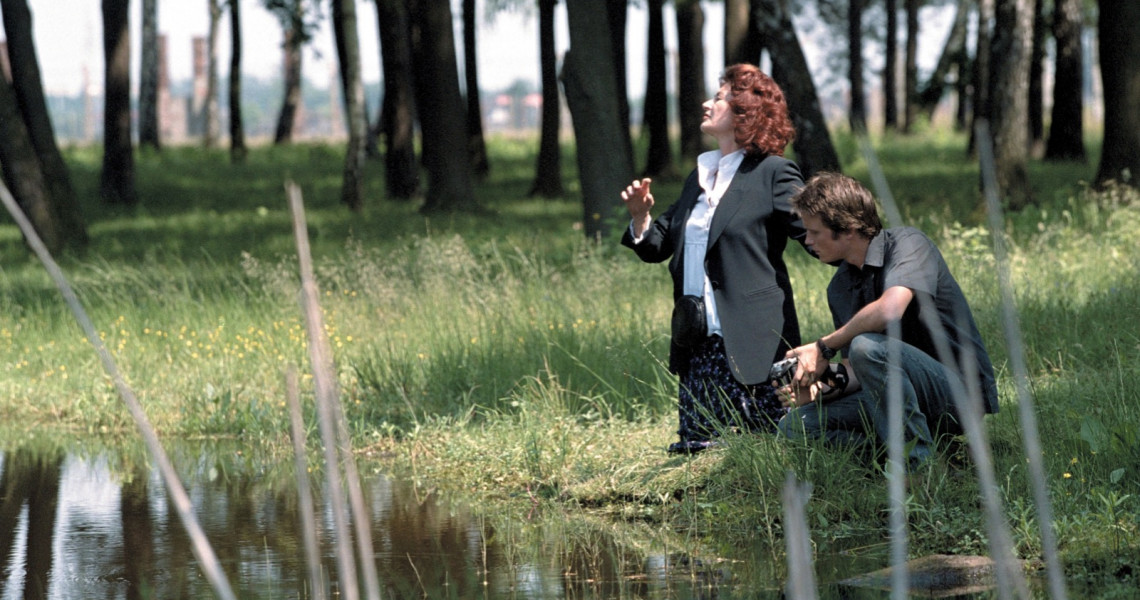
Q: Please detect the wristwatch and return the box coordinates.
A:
[817,339,837,360]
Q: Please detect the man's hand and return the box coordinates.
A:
[787,341,829,389]
[780,380,824,408]
[621,178,654,238]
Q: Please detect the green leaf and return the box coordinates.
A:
[1080,415,1109,453]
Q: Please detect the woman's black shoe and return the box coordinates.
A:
[667,440,721,454]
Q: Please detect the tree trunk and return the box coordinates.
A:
[968,0,994,156]
[607,1,633,173]
[274,10,304,145]
[954,37,970,130]
[332,0,368,212]
[1028,0,1046,156]
[848,0,866,130]
[462,0,489,180]
[409,0,478,213]
[0,0,87,250]
[990,0,1034,209]
[641,0,673,177]
[1043,0,1084,162]
[884,0,899,129]
[0,71,61,253]
[374,0,418,200]
[1094,0,1140,189]
[916,0,970,119]
[101,0,136,206]
[204,0,222,148]
[724,0,761,65]
[229,0,247,163]
[562,0,632,242]
[752,0,841,177]
[675,0,706,163]
[139,0,160,150]
[527,0,563,198]
[903,0,919,131]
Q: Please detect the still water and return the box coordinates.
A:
[2,439,1033,600]
[1,440,806,599]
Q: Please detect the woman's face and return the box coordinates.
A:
[700,84,735,141]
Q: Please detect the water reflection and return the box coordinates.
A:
[2,441,791,599]
[10,440,1056,599]
[0,448,61,599]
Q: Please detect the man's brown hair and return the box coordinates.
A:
[791,172,883,239]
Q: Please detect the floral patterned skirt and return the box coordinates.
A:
[677,335,786,442]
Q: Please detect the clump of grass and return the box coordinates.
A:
[339,234,674,430]
[2,135,1138,586]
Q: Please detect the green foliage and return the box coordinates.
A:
[2,133,1138,587]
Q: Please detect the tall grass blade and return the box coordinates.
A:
[858,132,911,600]
[286,364,328,600]
[859,132,1029,599]
[782,473,818,600]
[885,326,909,600]
[856,133,905,228]
[0,182,238,600]
[922,306,1030,600]
[332,372,384,600]
[287,180,363,600]
[976,120,1068,600]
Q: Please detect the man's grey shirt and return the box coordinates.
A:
[827,226,1000,414]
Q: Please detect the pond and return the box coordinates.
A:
[0,439,1061,599]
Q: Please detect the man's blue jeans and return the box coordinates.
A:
[777,333,963,467]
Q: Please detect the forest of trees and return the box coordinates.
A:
[0,0,1137,252]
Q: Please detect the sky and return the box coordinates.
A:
[18,0,951,110]
[21,0,727,98]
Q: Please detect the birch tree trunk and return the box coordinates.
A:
[331,0,368,211]
[848,0,866,130]
[229,0,247,163]
[373,0,418,199]
[0,0,87,249]
[139,0,160,149]
[752,0,841,177]
[563,0,632,241]
[990,0,1034,208]
[676,0,706,163]
[409,0,478,213]
[204,0,221,148]
[527,0,563,198]
[641,0,673,177]
[1094,0,1140,189]
[1043,0,1084,162]
[462,0,489,179]
[101,0,137,206]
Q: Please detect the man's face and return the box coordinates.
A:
[801,213,850,264]
[700,84,735,140]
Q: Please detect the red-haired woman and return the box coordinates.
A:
[621,64,808,453]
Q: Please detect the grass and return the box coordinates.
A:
[2,130,1138,590]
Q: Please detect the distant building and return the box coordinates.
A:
[157,34,188,142]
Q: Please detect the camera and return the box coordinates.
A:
[768,356,798,385]
[768,357,851,395]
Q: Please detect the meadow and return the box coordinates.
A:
[1,130,1137,590]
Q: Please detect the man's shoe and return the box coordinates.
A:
[667,440,720,455]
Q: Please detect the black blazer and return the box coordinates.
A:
[622,154,807,385]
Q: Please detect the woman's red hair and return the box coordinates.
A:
[722,64,796,157]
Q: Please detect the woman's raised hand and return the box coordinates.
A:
[621,178,654,236]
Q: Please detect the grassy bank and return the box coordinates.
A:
[2,132,1137,587]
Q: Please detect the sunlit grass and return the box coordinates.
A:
[1,132,1138,587]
